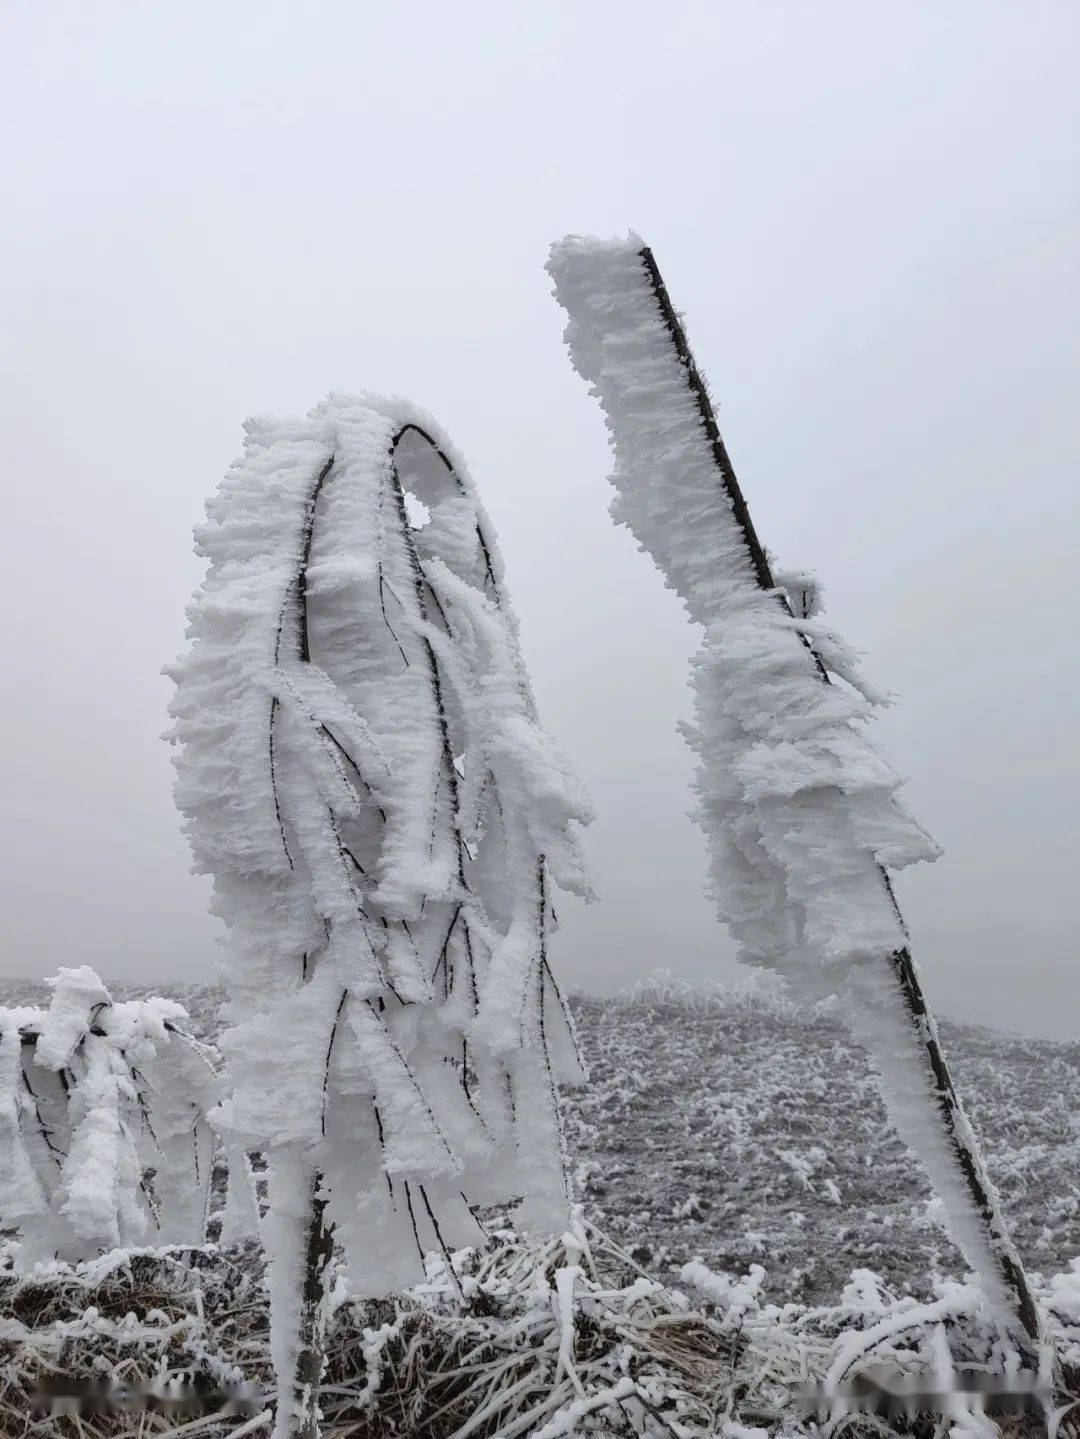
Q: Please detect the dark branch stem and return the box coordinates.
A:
[637,244,1041,1352]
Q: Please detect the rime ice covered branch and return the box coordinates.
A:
[547,236,1044,1361]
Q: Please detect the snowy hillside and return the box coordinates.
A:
[4,972,1075,1308]
[566,977,1080,1307]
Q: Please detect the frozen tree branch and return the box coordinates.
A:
[547,235,1044,1366]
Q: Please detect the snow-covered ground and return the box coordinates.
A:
[566,976,1079,1307]
[4,972,1075,1309]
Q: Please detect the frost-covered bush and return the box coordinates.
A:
[0,966,225,1263]
[167,393,591,1436]
[618,966,802,1020]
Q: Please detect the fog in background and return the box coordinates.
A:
[2,2,1077,1036]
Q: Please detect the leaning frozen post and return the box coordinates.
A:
[168,394,592,1438]
[548,237,1043,1361]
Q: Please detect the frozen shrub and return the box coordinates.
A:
[167,393,592,1436]
[0,966,224,1262]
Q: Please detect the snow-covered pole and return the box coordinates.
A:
[548,237,1043,1361]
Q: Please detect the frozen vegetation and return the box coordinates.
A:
[568,976,1079,1307]
[0,969,224,1265]
[164,393,591,1436]
[2,974,1078,1436]
[548,234,1041,1354]
[1,246,1070,1435]
[5,973,1077,1305]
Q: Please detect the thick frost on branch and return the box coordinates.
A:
[548,237,938,990]
[547,237,1041,1352]
[168,393,592,1434]
[0,968,220,1263]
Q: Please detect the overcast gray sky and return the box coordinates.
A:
[2,1,1077,1036]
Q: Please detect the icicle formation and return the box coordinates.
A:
[167,392,591,1294]
[547,238,1043,1355]
[0,967,221,1263]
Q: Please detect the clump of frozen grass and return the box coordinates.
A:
[0,1240,270,1436]
[615,967,805,1022]
[5,1219,1076,1437]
